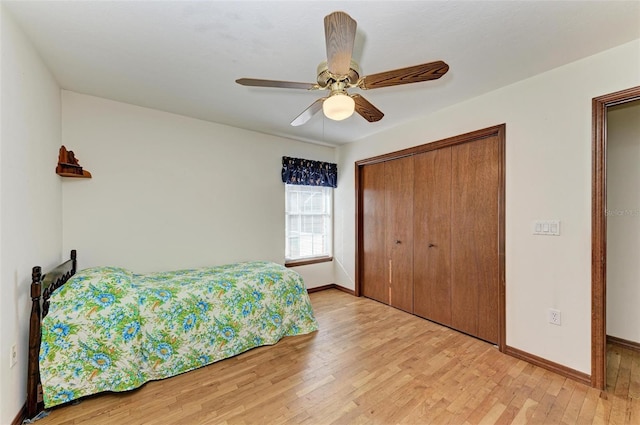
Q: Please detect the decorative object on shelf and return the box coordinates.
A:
[56,145,92,178]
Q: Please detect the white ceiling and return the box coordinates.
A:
[4,1,640,146]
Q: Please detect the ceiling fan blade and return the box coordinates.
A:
[236,78,317,90]
[324,11,357,76]
[358,60,449,90]
[352,94,384,122]
[291,98,325,127]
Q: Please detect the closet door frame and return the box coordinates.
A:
[355,124,506,352]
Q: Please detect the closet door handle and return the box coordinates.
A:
[395,240,402,244]
[428,243,437,248]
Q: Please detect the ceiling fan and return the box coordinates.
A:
[236,11,449,126]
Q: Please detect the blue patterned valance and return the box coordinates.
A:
[281,156,338,188]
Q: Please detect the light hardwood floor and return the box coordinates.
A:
[34,289,640,424]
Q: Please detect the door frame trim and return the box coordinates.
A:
[591,86,640,389]
[354,124,506,352]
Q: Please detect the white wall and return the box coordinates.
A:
[334,39,640,374]
[0,6,62,423]
[607,101,640,343]
[61,91,335,287]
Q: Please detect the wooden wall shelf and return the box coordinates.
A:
[56,146,92,178]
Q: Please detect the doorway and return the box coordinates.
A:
[591,86,640,389]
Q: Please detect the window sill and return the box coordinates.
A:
[285,256,333,268]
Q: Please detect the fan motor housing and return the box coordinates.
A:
[317,60,360,88]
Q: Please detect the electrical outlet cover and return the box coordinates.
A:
[10,344,17,368]
[548,309,561,326]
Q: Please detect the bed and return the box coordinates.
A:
[26,250,318,418]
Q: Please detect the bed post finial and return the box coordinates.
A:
[71,249,77,273]
[31,266,41,299]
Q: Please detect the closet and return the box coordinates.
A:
[357,125,505,347]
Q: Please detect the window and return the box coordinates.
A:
[285,184,332,262]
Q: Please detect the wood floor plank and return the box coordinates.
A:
[614,347,633,397]
[493,364,542,424]
[576,388,602,425]
[562,380,589,424]
[545,377,577,424]
[630,352,640,399]
[33,290,640,425]
[593,392,613,424]
[608,347,623,392]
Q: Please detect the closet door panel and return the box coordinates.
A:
[385,157,414,313]
[451,136,500,344]
[361,162,388,304]
[413,148,452,324]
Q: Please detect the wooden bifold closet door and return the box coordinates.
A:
[361,157,413,313]
[361,161,387,305]
[358,125,504,347]
[450,136,500,344]
[413,147,452,325]
[384,157,413,313]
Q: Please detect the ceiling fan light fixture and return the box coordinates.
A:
[236,11,448,127]
[323,93,355,121]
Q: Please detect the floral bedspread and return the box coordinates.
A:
[39,261,318,408]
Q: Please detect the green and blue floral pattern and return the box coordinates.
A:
[39,262,318,408]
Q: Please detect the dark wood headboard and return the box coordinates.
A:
[26,250,77,420]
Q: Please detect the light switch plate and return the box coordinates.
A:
[533,220,560,236]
